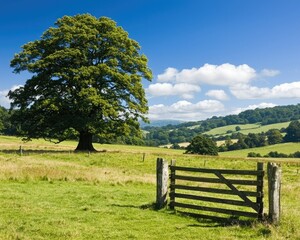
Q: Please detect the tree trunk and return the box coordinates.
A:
[75,131,97,151]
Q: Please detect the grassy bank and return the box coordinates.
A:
[0,136,299,239]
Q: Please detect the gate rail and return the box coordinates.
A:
[169,160,264,222]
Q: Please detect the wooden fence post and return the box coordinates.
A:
[256,162,264,221]
[156,158,169,209]
[268,162,282,225]
[19,146,23,156]
[169,159,176,210]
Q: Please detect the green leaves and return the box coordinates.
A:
[284,120,300,142]
[9,14,152,148]
[185,135,219,156]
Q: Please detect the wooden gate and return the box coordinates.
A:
[169,160,264,222]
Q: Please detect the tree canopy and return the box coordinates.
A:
[0,106,7,133]
[284,120,300,142]
[266,129,283,145]
[8,14,152,151]
[185,135,218,156]
[0,106,16,135]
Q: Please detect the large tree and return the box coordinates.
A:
[284,120,300,142]
[8,14,152,151]
[185,135,218,156]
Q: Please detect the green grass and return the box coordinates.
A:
[0,136,300,239]
[204,122,290,136]
[219,142,300,158]
[204,123,260,136]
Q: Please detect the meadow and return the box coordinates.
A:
[0,136,300,239]
[204,122,290,136]
[219,142,300,158]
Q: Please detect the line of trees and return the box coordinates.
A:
[219,121,300,152]
[248,151,300,158]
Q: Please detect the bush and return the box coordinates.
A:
[185,135,218,156]
[293,151,300,158]
[284,120,300,142]
[247,152,262,157]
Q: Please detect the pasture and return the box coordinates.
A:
[0,136,300,239]
[219,142,300,158]
[204,122,290,136]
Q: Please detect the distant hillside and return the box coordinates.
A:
[143,103,300,146]
[204,122,290,137]
[219,142,300,158]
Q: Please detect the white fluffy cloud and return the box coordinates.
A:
[230,81,300,99]
[260,69,280,77]
[157,63,257,86]
[148,63,263,99]
[146,63,287,121]
[157,67,178,82]
[205,89,229,100]
[0,90,10,108]
[149,63,281,99]
[148,100,224,120]
[231,102,277,115]
[0,85,22,108]
[147,83,200,99]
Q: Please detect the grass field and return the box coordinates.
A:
[204,122,290,136]
[0,136,300,239]
[219,142,300,158]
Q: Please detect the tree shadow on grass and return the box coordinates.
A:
[110,203,261,229]
[109,202,269,232]
[0,149,109,155]
[175,210,260,227]
[110,202,157,211]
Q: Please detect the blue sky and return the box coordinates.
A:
[1,0,300,121]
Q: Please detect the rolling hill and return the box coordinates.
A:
[143,104,300,146]
[204,121,290,136]
[219,142,300,158]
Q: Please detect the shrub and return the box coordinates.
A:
[247,152,262,157]
[185,135,218,156]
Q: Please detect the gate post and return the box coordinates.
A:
[256,162,264,220]
[268,162,282,225]
[169,159,176,210]
[156,158,169,209]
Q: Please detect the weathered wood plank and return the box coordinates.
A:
[172,202,258,218]
[172,193,257,208]
[168,163,265,221]
[156,158,169,209]
[169,159,176,210]
[214,172,259,212]
[170,165,263,176]
[172,184,260,197]
[256,163,264,220]
[174,175,261,186]
[268,162,281,225]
